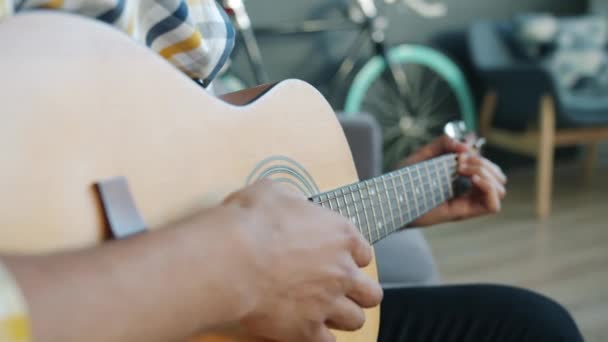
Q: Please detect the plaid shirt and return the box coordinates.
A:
[0,0,235,87]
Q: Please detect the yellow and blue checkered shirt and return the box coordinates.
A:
[0,263,29,342]
[0,0,235,86]
[0,1,235,340]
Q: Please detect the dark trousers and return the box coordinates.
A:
[377,285,584,342]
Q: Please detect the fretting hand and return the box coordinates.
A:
[396,135,507,227]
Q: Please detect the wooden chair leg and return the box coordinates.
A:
[479,91,497,138]
[536,95,556,219]
[584,143,598,181]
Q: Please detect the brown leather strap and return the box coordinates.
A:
[95,177,147,240]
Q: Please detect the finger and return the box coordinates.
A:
[481,158,507,184]
[343,221,373,268]
[428,135,468,156]
[312,325,336,342]
[472,175,501,213]
[346,268,383,308]
[446,196,491,219]
[458,163,506,199]
[492,176,507,199]
[460,154,507,185]
[291,322,336,342]
[404,135,468,165]
[435,134,469,155]
[326,297,366,331]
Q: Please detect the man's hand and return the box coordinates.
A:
[397,135,507,227]
[222,179,383,342]
[3,179,381,342]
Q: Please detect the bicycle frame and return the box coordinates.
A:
[220,0,478,166]
[222,0,434,116]
[222,2,388,92]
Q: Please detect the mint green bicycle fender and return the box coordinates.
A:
[343,44,477,131]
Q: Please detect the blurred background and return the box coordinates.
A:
[216,0,608,340]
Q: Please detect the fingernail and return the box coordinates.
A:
[472,175,480,182]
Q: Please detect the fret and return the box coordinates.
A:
[390,173,405,228]
[436,159,446,200]
[373,179,387,240]
[358,183,376,243]
[398,170,412,224]
[335,190,345,216]
[435,160,448,203]
[448,156,458,196]
[310,155,460,244]
[341,188,353,223]
[348,185,368,241]
[384,174,398,228]
[350,186,362,223]
[382,174,395,229]
[384,176,397,234]
[420,161,434,209]
[414,166,426,216]
[416,164,427,211]
[313,194,321,206]
[381,175,396,232]
[306,155,460,245]
[406,167,421,218]
[441,157,454,198]
[422,161,437,210]
[426,161,441,208]
[327,192,335,211]
[366,181,381,242]
[333,194,340,214]
[414,164,429,214]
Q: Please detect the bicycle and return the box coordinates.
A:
[217,0,476,171]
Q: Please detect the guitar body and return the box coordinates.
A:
[0,12,379,341]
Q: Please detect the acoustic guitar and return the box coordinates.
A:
[0,12,462,342]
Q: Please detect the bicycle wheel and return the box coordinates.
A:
[344,45,476,171]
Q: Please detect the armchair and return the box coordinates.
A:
[468,19,608,218]
[337,112,440,287]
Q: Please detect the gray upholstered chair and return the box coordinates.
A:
[337,112,440,287]
[468,18,608,218]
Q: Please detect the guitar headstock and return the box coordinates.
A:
[443,120,485,154]
[443,120,487,196]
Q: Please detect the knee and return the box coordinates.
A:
[483,285,583,341]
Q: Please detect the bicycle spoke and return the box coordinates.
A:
[422,86,451,120]
[363,97,401,126]
[383,66,417,116]
[394,137,411,162]
[382,125,404,143]
[416,70,442,116]
[409,64,426,110]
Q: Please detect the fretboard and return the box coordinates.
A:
[310,154,458,244]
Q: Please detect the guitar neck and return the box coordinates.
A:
[310,154,458,244]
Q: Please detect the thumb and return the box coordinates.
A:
[446,196,488,220]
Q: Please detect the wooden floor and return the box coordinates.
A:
[424,162,608,342]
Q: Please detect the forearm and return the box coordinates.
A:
[3,205,253,342]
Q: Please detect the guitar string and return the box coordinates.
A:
[312,156,458,242]
[314,166,456,205]
[312,169,458,218]
[312,155,458,206]
[314,173,457,212]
